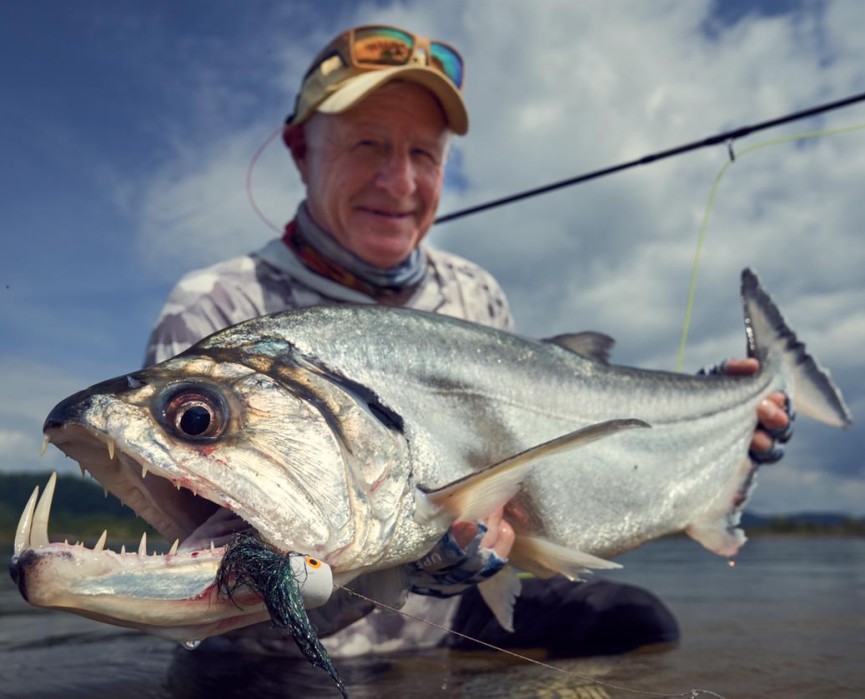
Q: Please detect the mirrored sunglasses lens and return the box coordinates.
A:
[354,27,414,65]
[430,43,463,88]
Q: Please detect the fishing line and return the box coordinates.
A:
[338,584,728,699]
[674,120,865,371]
[433,90,865,225]
[245,124,286,235]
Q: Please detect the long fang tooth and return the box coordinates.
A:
[169,539,180,555]
[121,545,126,555]
[94,530,108,552]
[79,464,87,478]
[107,439,115,461]
[38,435,50,458]
[142,463,148,479]
[138,532,148,556]
[13,485,39,556]
[210,540,215,552]
[30,473,57,548]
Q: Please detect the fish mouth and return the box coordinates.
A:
[10,423,271,642]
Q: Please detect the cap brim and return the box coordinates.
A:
[316,66,468,135]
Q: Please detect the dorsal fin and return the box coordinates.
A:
[543,332,614,363]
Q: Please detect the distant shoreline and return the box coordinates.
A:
[2,472,863,548]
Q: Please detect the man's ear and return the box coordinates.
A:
[283,125,309,182]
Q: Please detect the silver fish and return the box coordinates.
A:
[10,269,852,640]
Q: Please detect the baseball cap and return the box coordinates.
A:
[286,25,468,135]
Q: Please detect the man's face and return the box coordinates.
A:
[295,81,450,269]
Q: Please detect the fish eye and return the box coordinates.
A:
[305,557,322,569]
[175,400,215,436]
[159,384,228,441]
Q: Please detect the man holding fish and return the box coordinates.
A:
[145,25,792,657]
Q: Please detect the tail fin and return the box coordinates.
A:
[741,268,852,428]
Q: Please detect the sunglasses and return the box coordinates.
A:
[306,24,465,90]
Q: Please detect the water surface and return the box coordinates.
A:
[3,536,863,698]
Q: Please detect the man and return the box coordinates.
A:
[146,24,791,657]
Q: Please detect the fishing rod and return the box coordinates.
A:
[434,90,865,225]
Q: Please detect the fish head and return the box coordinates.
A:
[13,343,412,641]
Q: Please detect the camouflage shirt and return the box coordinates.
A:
[144,234,514,656]
[144,238,514,366]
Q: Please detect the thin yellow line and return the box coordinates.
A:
[675,122,865,371]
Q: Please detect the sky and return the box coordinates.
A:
[1,0,863,516]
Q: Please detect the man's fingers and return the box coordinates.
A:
[765,391,788,410]
[750,429,775,455]
[722,357,760,376]
[758,395,790,431]
[718,359,793,465]
[479,508,503,548]
[450,506,514,558]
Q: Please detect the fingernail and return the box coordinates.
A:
[761,399,780,416]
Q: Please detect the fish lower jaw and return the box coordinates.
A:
[10,474,244,615]
[9,473,277,641]
[10,543,271,643]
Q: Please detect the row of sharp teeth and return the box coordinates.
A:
[37,434,117,461]
[13,472,216,559]
[40,436,124,494]
[42,433,194,496]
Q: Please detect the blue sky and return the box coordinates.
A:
[1,0,863,515]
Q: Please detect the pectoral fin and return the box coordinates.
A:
[419,419,650,522]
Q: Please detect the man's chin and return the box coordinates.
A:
[348,231,423,270]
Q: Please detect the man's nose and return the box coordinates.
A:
[376,151,415,198]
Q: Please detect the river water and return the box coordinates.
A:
[2,536,863,698]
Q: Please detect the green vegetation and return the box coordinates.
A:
[0,472,160,547]
[746,515,865,536]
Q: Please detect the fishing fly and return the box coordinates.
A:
[215,532,347,697]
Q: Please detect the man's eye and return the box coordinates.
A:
[412,148,438,164]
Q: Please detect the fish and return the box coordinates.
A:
[9,268,852,643]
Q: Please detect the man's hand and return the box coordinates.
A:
[451,507,515,558]
[721,358,794,463]
[406,509,515,598]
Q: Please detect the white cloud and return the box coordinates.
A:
[0,358,101,475]
[133,126,303,281]
[122,0,863,513]
[0,429,38,464]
